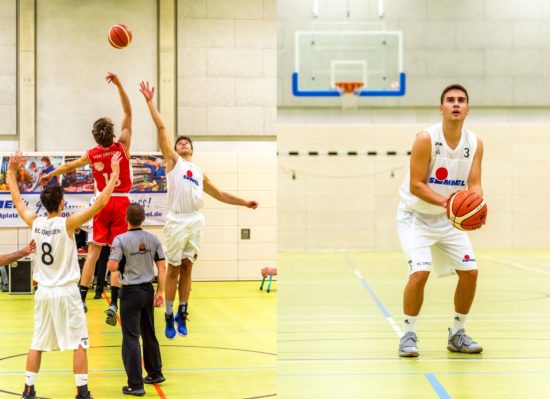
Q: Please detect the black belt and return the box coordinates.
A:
[122,282,153,287]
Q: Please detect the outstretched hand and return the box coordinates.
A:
[246,200,258,209]
[111,152,122,176]
[7,151,23,173]
[106,72,121,86]
[21,240,36,256]
[139,81,155,102]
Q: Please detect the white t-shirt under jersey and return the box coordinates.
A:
[167,157,204,214]
[399,122,478,215]
[30,216,80,287]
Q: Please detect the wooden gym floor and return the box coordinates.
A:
[278,250,550,399]
[0,281,276,399]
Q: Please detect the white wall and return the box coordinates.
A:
[36,0,158,151]
[278,0,550,108]
[278,122,550,251]
[177,0,277,136]
[0,0,16,137]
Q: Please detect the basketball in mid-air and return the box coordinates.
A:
[108,24,132,49]
[446,190,487,231]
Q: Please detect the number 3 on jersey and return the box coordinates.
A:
[102,172,122,187]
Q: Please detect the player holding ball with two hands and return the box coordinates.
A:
[397,84,485,358]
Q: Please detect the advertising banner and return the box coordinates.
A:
[0,153,168,227]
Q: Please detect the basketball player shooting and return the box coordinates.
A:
[41,72,132,320]
[9,151,121,399]
[139,81,258,339]
[396,84,484,358]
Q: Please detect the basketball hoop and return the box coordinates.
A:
[335,81,364,110]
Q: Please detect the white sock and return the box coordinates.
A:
[166,301,174,315]
[25,371,37,386]
[452,312,467,334]
[403,315,417,333]
[75,373,88,387]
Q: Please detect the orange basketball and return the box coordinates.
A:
[108,24,132,49]
[446,190,487,231]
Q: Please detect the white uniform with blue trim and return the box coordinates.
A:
[397,123,479,277]
[30,216,89,351]
[163,157,205,265]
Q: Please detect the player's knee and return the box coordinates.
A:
[458,269,478,282]
[167,267,180,279]
[408,271,429,286]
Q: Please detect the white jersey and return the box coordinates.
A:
[30,216,80,287]
[399,123,478,215]
[167,157,204,214]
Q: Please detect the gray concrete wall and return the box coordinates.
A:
[278,0,550,108]
[36,0,157,151]
[0,0,16,136]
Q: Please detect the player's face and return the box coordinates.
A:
[175,139,193,156]
[440,89,469,122]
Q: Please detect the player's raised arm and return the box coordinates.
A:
[7,151,38,228]
[139,81,178,169]
[107,72,132,153]
[409,131,448,208]
[40,154,89,186]
[203,173,258,209]
[66,153,122,235]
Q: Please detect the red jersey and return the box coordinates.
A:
[86,142,132,193]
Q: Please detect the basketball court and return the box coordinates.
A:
[278,251,550,398]
[0,282,276,398]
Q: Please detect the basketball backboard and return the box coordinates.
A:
[292,29,405,97]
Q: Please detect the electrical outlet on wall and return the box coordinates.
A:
[241,228,250,240]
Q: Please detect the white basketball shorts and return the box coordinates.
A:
[396,207,478,277]
[31,284,89,351]
[163,211,205,266]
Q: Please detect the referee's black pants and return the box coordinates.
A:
[120,283,163,389]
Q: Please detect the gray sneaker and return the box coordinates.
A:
[399,331,419,357]
[447,328,483,353]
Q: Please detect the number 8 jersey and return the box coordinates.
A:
[31,216,80,287]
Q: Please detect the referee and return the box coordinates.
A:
[108,203,167,395]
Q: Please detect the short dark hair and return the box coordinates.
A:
[40,156,51,166]
[126,203,145,227]
[174,135,193,151]
[440,84,469,104]
[40,186,64,213]
[92,117,114,147]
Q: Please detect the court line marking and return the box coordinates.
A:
[343,254,452,399]
[480,255,550,276]
[0,366,276,375]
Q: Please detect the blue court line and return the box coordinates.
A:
[425,373,452,399]
[343,255,452,399]
[343,255,391,319]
